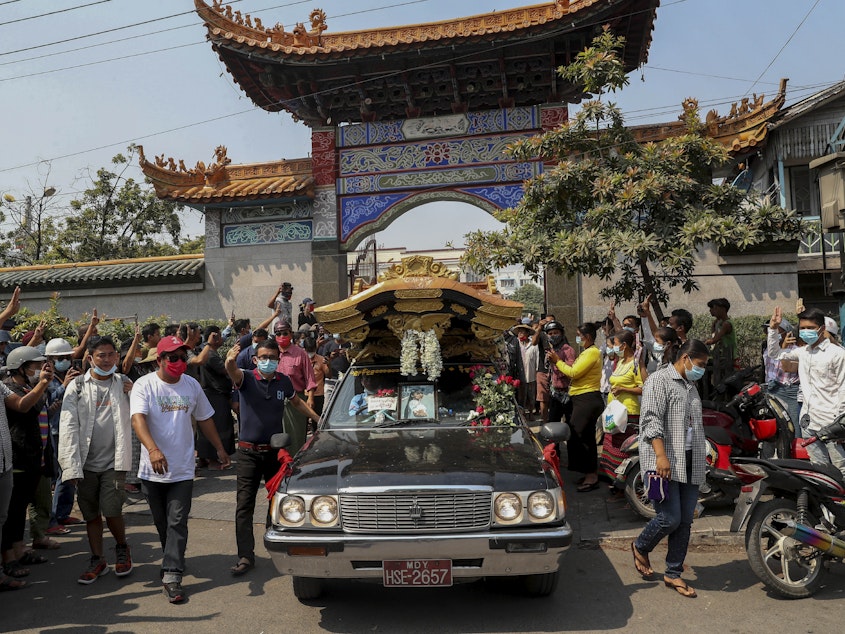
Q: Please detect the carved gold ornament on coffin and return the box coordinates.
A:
[378,255,458,282]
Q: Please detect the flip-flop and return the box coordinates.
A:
[230,558,253,576]
[664,577,697,598]
[3,561,30,578]
[0,574,27,591]
[631,542,653,577]
[19,551,48,565]
[32,538,61,550]
[576,481,600,492]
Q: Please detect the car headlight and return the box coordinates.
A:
[281,496,306,523]
[311,496,338,525]
[527,491,555,519]
[494,493,523,521]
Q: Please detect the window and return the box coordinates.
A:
[788,166,817,216]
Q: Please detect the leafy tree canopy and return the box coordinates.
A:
[462,29,801,319]
[509,282,544,317]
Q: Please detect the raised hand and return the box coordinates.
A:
[91,308,99,327]
[226,343,241,362]
[7,286,21,315]
[770,306,782,330]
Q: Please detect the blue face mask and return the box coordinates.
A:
[92,364,116,377]
[53,359,71,373]
[257,359,279,374]
[684,358,705,382]
[332,333,340,341]
[611,345,622,355]
[251,342,258,350]
[623,326,636,333]
[799,328,820,345]
[652,342,665,354]
[575,336,582,346]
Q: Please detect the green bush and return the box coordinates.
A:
[689,312,797,370]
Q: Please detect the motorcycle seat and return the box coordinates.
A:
[704,427,733,446]
[771,459,845,484]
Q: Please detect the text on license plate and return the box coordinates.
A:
[383,559,452,587]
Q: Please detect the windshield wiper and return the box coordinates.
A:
[371,418,439,428]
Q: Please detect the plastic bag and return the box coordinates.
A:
[601,398,628,434]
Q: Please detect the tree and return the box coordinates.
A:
[462,29,802,320]
[0,167,62,266]
[509,282,544,317]
[52,145,189,262]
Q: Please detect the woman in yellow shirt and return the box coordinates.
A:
[601,329,645,481]
[547,322,604,492]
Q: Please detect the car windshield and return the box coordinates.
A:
[324,363,519,429]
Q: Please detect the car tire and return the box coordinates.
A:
[520,571,559,597]
[292,576,323,600]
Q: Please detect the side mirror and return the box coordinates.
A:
[270,432,291,449]
[539,421,570,443]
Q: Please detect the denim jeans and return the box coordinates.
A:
[235,448,281,563]
[141,479,193,583]
[0,469,12,529]
[806,439,845,480]
[634,453,699,579]
[50,431,76,525]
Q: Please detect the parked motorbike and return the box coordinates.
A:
[730,416,845,598]
[613,369,796,520]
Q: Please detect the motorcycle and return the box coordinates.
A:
[613,370,796,520]
[730,416,845,599]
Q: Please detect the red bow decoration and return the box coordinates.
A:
[265,448,294,499]
[542,443,563,487]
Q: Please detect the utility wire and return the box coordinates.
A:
[0,1,112,28]
[744,0,822,97]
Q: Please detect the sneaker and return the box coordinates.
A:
[114,544,133,577]
[45,525,71,536]
[59,516,84,526]
[163,581,186,604]
[124,483,141,494]
[78,556,110,585]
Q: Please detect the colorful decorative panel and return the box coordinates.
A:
[338,162,539,195]
[313,187,338,241]
[312,129,338,187]
[340,193,410,242]
[223,220,312,247]
[338,133,535,176]
[220,202,311,223]
[338,107,539,147]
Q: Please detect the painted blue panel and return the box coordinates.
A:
[340,193,409,241]
[223,220,312,247]
[461,184,526,210]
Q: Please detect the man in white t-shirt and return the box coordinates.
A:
[130,336,231,604]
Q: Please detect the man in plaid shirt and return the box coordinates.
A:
[762,317,800,434]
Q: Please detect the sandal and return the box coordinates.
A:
[230,558,253,577]
[19,551,48,565]
[631,542,653,577]
[0,574,27,591]
[32,537,61,550]
[576,481,600,492]
[3,561,30,578]
[664,577,697,598]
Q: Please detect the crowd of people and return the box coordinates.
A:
[1,277,843,604]
[0,283,352,603]
[504,296,845,599]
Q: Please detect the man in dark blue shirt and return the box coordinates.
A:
[224,339,319,577]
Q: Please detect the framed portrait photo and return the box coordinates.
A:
[400,383,436,420]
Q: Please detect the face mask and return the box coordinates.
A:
[257,359,279,374]
[548,334,563,347]
[575,336,582,346]
[251,342,258,351]
[164,360,187,379]
[653,343,665,354]
[611,345,622,355]
[27,369,40,386]
[134,357,143,364]
[54,359,71,373]
[518,334,528,342]
[92,364,116,377]
[276,335,292,348]
[684,358,705,382]
[333,333,340,341]
[623,326,636,333]
[799,328,820,345]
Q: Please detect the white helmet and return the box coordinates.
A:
[45,337,73,357]
[5,346,47,370]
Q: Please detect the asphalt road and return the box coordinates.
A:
[3,513,845,634]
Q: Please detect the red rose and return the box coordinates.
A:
[482,418,491,428]
[476,406,485,414]
[472,384,481,393]
[513,379,521,388]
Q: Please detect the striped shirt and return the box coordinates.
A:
[0,382,11,473]
[638,364,706,485]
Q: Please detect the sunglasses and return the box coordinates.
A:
[162,353,188,363]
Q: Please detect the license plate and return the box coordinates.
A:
[383,559,452,587]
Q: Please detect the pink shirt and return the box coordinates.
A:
[278,344,317,393]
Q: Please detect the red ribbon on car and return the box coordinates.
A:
[265,448,294,499]
[542,443,563,487]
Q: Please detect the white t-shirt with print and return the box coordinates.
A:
[129,372,215,483]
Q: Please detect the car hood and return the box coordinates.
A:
[284,426,553,493]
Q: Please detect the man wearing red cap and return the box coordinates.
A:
[129,336,231,604]
[273,321,316,453]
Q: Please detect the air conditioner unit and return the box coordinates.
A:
[810,152,845,231]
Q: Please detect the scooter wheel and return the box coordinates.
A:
[745,498,825,599]
[624,468,656,520]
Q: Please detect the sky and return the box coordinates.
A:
[1,0,842,249]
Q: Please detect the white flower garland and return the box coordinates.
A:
[399,329,443,381]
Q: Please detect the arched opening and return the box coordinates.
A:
[376,200,504,251]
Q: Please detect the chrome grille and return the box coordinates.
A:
[340,492,492,533]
